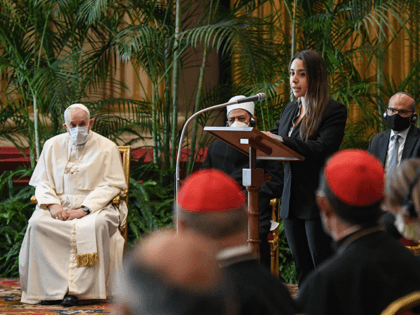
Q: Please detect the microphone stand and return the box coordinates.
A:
[175,101,237,217]
[174,94,265,232]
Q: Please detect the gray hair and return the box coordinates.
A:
[383,158,420,216]
[175,205,247,239]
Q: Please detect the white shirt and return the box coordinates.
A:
[385,126,411,171]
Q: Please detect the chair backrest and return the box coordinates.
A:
[268,198,280,276]
[381,291,420,315]
[117,146,131,244]
[118,146,131,194]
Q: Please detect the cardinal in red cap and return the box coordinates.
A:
[176,168,300,315]
[296,149,420,315]
[317,148,385,232]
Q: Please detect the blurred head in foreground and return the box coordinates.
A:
[115,230,232,315]
[316,149,385,240]
[384,158,420,241]
[175,169,248,249]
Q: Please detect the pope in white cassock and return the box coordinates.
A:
[19,103,128,307]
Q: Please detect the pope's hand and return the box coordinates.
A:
[50,205,67,221]
[261,131,274,138]
[65,209,88,220]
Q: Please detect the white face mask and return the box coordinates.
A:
[68,126,89,145]
[395,212,420,241]
[230,121,249,128]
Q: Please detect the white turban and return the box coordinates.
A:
[226,95,255,117]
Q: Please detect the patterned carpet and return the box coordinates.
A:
[0,278,298,314]
[0,279,117,315]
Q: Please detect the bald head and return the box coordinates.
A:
[132,230,220,291]
[389,92,416,112]
[115,230,229,315]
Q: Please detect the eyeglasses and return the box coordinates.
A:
[386,107,414,117]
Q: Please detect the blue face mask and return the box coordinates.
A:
[68,126,89,145]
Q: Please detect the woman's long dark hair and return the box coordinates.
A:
[289,50,330,140]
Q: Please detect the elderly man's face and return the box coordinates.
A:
[227,109,251,126]
[63,108,93,131]
[387,94,416,118]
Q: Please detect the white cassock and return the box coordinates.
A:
[19,131,127,304]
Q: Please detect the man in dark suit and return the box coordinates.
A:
[368,92,420,239]
[368,92,419,172]
[201,95,283,270]
[296,149,420,315]
[176,169,300,315]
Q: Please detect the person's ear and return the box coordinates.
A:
[412,112,418,124]
[63,123,68,131]
[177,219,189,233]
[316,195,333,218]
[89,119,94,129]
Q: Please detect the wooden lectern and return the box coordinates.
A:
[204,126,304,256]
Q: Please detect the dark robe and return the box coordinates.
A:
[296,227,420,315]
[221,249,300,315]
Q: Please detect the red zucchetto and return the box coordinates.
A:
[177,169,246,212]
[325,149,385,206]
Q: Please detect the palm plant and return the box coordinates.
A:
[96,0,284,178]
[0,0,145,165]
[271,0,420,149]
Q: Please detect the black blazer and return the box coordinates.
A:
[367,126,420,165]
[270,99,347,219]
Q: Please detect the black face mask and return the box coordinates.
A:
[386,113,411,132]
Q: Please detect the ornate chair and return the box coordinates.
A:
[31,145,131,240]
[406,241,420,256]
[381,291,420,315]
[268,198,280,276]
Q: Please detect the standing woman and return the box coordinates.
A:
[262,50,347,285]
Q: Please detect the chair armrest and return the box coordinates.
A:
[112,189,128,207]
[406,242,420,256]
[31,195,37,204]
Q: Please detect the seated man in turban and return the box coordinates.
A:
[201,96,283,269]
[176,169,299,315]
[19,104,127,306]
[296,149,420,315]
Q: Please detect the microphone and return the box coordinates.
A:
[237,93,266,104]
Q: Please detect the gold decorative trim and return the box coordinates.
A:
[406,243,420,256]
[269,198,280,276]
[76,253,98,268]
[117,146,131,245]
[380,291,420,315]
